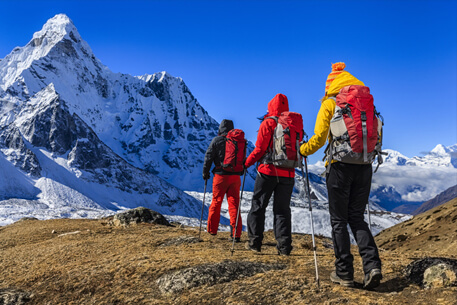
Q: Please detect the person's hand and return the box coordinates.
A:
[299,141,307,157]
[243,163,248,170]
[203,173,210,180]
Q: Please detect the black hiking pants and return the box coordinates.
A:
[326,162,381,280]
[247,173,294,253]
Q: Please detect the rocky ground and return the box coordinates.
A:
[0,203,456,304]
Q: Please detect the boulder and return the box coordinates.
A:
[0,288,32,305]
[111,207,170,227]
[405,257,457,288]
[156,260,286,294]
[423,263,457,288]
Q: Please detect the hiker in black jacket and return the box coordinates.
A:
[203,119,243,241]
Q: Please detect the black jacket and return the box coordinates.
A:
[203,119,242,176]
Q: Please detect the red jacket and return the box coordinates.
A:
[245,93,295,178]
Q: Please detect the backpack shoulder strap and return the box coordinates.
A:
[265,116,278,123]
[260,116,278,164]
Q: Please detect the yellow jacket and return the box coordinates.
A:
[300,71,364,157]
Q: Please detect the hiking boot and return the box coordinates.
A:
[245,242,261,253]
[363,268,382,289]
[330,271,355,287]
[277,245,293,256]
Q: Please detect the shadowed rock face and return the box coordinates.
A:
[156,260,287,294]
[111,207,171,227]
[405,257,457,288]
[0,125,42,177]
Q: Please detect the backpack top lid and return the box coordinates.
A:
[226,128,245,140]
[338,84,370,96]
[336,85,373,108]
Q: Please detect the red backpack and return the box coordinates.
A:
[222,129,247,173]
[327,85,384,170]
[264,112,304,168]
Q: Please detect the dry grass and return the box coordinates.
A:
[376,198,457,257]
[0,215,456,304]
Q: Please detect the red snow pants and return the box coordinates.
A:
[207,174,242,237]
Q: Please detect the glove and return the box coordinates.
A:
[299,141,307,157]
[203,172,210,180]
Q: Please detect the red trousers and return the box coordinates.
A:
[207,174,242,237]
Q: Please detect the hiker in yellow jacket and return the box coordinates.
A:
[300,63,382,289]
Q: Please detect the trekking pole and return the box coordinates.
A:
[231,170,247,256]
[301,156,320,288]
[198,179,208,240]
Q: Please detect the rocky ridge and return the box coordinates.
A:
[412,184,457,215]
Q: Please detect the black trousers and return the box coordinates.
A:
[326,162,381,280]
[247,173,294,252]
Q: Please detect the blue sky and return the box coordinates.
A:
[1,0,456,164]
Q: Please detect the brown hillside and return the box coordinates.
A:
[0,216,456,304]
[376,197,457,257]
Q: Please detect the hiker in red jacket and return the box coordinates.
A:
[203,119,243,241]
[244,93,295,255]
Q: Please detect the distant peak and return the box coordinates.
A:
[431,144,448,155]
[30,14,81,47]
[46,14,73,26]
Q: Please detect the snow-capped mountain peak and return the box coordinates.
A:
[381,149,409,165]
[0,13,97,94]
[31,14,80,48]
[431,144,451,155]
[0,14,241,193]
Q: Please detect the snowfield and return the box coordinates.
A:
[185,190,411,239]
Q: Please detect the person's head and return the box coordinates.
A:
[267,93,289,117]
[325,62,346,93]
[218,119,234,136]
[323,62,364,100]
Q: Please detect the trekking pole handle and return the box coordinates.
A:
[303,156,313,212]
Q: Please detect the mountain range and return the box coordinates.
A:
[0,14,456,230]
[370,145,457,213]
[0,14,218,225]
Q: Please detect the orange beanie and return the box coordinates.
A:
[325,62,346,92]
